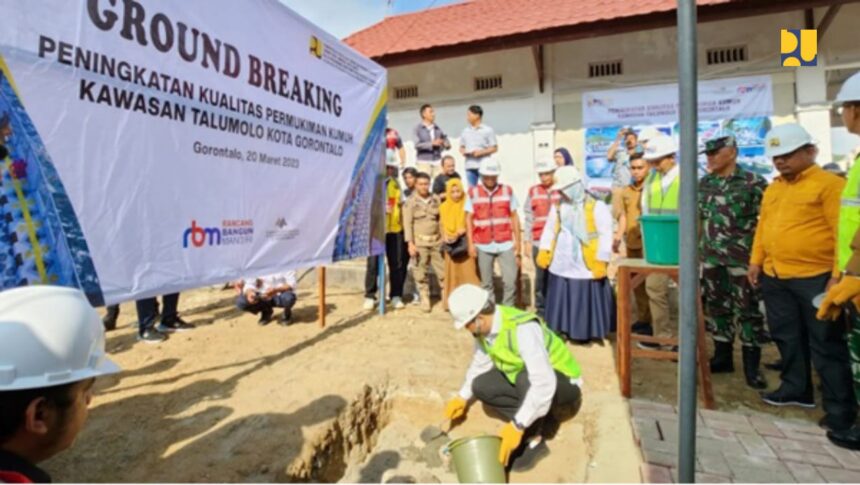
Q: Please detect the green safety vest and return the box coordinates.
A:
[478,306,582,384]
[646,170,680,215]
[838,155,860,271]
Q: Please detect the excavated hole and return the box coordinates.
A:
[285,385,392,482]
[285,389,454,483]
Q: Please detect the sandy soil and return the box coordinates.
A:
[42,283,642,483]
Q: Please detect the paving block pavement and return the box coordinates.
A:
[631,400,860,483]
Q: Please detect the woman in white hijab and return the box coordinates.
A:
[537,165,616,343]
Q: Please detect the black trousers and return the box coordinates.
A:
[364,231,409,300]
[136,293,179,335]
[472,369,582,435]
[761,273,857,428]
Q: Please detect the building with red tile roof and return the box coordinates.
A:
[346,0,858,204]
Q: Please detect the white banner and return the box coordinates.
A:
[0,0,387,305]
[582,75,773,127]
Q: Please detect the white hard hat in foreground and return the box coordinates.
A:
[764,123,816,158]
[535,157,556,174]
[551,165,583,191]
[834,71,860,107]
[478,158,502,176]
[0,286,120,391]
[643,135,678,161]
[449,284,490,329]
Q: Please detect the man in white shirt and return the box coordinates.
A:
[235,271,298,326]
[444,285,583,472]
[459,105,498,188]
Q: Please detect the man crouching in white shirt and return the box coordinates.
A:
[443,284,583,472]
[235,271,298,326]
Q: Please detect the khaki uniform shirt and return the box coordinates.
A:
[621,182,645,250]
[403,193,442,247]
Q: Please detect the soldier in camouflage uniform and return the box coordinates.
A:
[698,133,769,389]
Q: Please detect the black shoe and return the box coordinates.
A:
[827,424,860,451]
[137,328,167,344]
[636,341,662,350]
[102,315,117,332]
[742,346,767,389]
[511,440,550,472]
[160,317,195,332]
[258,309,274,326]
[710,341,734,373]
[278,310,293,326]
[764,359,783,371]
[760,391,815,409]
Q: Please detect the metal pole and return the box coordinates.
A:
[318,267,326,328]
[677,0,699,482]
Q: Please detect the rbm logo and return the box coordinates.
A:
[183,220,221,248]
[781,29,817,67]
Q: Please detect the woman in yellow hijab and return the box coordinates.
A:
[440,178,480,308]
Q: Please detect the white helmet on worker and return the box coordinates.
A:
[638,127,663,144]
[643,135,677,161]
[449,284,491,329]
[0,286,120,391]
[535,157,556,174]
[764,123,816,158]
[551,165,583,191]
[834,71,860,106]
[478,157,502,176]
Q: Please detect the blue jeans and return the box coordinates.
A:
[466,168,480,188]
[236,291,297,315]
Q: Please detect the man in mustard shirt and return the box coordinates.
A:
[748,124,857,432]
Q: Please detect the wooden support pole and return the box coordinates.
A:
[318,266,326,328]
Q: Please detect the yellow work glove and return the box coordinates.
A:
[498,422,525,466]
[443,397,468,421]
[817,276,860,321]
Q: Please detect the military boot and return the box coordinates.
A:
[710,340,734,373]
[742,346,768,389]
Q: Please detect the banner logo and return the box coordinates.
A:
[183,219,254,248]
[266,217,299,241]
[781,29,817,67]
[183,220,221,248]
[309,36,324,59]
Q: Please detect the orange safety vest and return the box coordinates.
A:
[469,184,514,244]
[528,184,561,242]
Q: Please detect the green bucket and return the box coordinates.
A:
[446,435,506,483]
[640,214,679,265]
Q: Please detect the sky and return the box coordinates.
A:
[282,0,462,39]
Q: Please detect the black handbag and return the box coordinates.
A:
[442,235,468,257]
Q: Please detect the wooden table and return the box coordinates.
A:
[616,258,715,409]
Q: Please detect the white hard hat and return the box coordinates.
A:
[478,157,502,176]
[551,165,583,191]
[643,135,677,161]
[638,127,662,144]
[448,284,490,329]
[834,71,860,106]
[0,286,120,391]
[764,123,816,158]
[535,157,556,174]
[385,158,400,168]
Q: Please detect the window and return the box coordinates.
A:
[474,75,503,91]
[706,46,748,66]
[588,60,623,78]
[393,85,419,99]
